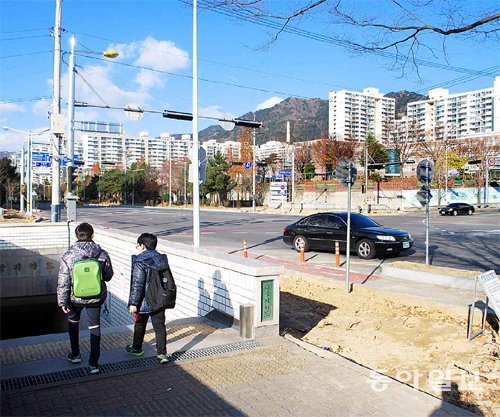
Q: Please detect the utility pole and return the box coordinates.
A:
[192,0,200,247]
[67,35,76,195]
[252,126,256,211]
[20,144,25,213]
[51,0,63,222]
[28,132,33,216]
[169,137,172,207]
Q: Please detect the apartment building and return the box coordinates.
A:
[407,76,500,140]
[201,139,241,160]
[329,87,395,142]
[78,124,192,170]
[256,140,286,161]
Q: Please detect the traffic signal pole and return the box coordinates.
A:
[425,164,430,266]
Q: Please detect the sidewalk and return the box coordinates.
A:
[1,318,477,417]
[252,253,481,308]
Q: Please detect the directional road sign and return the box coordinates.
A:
[244,161,252,169]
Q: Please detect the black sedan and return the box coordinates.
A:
[283,212,413,260]
[439,203,475,216]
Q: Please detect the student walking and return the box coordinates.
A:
[126,233,174,364]
[57,222,114,374]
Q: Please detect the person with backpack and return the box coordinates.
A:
[57,222,114,374]
[126,233,175,364]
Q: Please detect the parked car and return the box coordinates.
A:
[439,203,475,216]
[283,212,413,260]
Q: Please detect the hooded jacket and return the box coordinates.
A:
[128,250,169,314]
[57,241,114,306]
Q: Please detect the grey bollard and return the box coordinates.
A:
[239,304,255,339]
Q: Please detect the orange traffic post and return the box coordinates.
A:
[335,241,340,267]
[300,246,305,263]
[243,240,248,258]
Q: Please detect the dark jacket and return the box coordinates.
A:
[57,241,114,307]
[128,250,169,314]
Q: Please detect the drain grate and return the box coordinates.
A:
[1,340,262,392]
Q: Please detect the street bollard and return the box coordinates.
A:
[239,304,255,339]
[243,240,248,258]
[335,241,340,267]
[300,245,305,263]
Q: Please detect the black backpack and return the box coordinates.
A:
[145,266,177,312]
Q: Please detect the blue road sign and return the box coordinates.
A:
[244,161,252,169]
[279,170,291,175]
[32,152,51,163]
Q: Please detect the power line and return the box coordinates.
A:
[0,34,51,41]
[0,50,53,59]
[415,66,500,93]
[77,53,314,99]
[0,28,49,34]
[202,2,495,78]
[0,96,52,104]
[67,30,352,90]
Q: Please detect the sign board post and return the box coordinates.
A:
[467,270,499,340]
[335,157,357,294]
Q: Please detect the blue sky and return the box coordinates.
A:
[1,0,498,152]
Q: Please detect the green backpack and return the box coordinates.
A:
[72,258,103,298]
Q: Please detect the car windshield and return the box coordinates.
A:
[340,213,380,228]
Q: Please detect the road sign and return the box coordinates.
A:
[32,152,51,163]
[244,161,252,169]
[270,181,287,201]
[417,159,434,183]
[335,157,357,184]
[279,170,291,175]
[487,156,500,169]
[230,189,236,196]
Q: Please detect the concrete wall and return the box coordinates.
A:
[0,224,69,298]
[88,226,282,337]
[0,223,282,337]
[265,185,500,212]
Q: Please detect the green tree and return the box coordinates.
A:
[363,133,389,166]
[202,151,236,205]
[303,161,316,180]
[98,169,125,202]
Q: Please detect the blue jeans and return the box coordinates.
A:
[67,304,101,366]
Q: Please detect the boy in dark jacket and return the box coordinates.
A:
[57,222,114,374]
[126,233,169,364]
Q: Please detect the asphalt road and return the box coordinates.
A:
[46,206,500,273]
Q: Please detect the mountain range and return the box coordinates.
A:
[199,90,427,145]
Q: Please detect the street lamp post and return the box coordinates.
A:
[3,126,49,216]
[67,35,118,196]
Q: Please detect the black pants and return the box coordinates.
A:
[68,304,101,367]
[132,309,167,355]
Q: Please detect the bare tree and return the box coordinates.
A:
[294,143,310,180]
[458,135,500,204]
[311,134,357,176]
[196,1,499,72]
[385,119,420,177]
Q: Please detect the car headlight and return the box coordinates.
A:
[408,234,412,240]
[376,235,396,241]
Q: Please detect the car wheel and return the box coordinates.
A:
[293,235,309,252]
[440,212,445,216]
[467,209,473,215]
[452,210,458,216]
[356,239,376,260]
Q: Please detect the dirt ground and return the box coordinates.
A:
[280,275,499,417]
[0,209,38,223]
